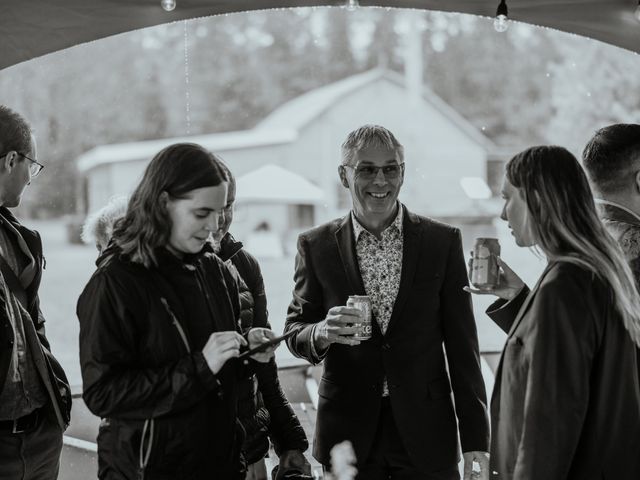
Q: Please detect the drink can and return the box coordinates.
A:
[470,238,501,290]
[346,295,372,341]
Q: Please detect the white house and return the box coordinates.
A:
[76,68,497,253]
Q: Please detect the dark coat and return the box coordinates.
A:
[0,207,71,428]
[598,201,640,380]
[77,246,247,480]
[218,234,308,463]
[487,261,640,480]
[284,206,489,473]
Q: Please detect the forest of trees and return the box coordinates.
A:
[0,6,638,217]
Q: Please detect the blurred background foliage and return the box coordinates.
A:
[1,7,638,217]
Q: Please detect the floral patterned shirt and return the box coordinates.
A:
[351,205,404,335]
[352,204,404,396]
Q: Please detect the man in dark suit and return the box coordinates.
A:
[284,125,490,480]
[0,105,71,479]
[583,123,640,379]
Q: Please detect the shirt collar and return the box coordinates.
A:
[351,202,404,241]
[595,199,640,223]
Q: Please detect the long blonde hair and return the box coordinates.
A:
[507,145,640,347]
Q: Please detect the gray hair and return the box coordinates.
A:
[341,124,404,166]
[81,196,129,250]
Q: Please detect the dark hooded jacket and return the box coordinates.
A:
[217,233,308,464]
[77,244,248,480]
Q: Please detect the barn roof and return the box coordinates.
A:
[77,68,491,172]
[256,68,493,148]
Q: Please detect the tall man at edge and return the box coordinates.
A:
[583,123,640,380]
[0,105,71,480]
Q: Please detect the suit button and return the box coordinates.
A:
[382,343,391,350]
[7,339,14,348]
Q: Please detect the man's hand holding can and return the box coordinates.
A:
[313,305,364,350]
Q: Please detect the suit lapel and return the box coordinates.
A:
[384,209,422,337]
[335,214,366,295]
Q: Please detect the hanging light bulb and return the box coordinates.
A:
[494,0,509,33]
[635,1,640,22]
[345,0,359,12]
[161,0,176,12]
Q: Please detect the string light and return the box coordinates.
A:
[161,0,176,12]
[635,1,640,22]
[344,0,359,12]
[494,0,509,33]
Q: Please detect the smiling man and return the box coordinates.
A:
[284,125,490,480]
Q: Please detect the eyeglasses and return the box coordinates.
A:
[0,152,45,177]
[344,163,404,180]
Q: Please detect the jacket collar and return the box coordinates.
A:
[596,199,640,227]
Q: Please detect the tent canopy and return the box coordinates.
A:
[2,1,640,71]
[236,164,325,204]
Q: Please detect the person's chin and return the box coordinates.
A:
[365,196,394,210]
[4,196,20,208]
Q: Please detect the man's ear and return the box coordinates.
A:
[338,165,349,188]
[634,171,640,195]
[1,151,18,172]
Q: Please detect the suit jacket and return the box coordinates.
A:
[598,201,640,380]
[487,261,640,480]
[0,207,71,428]
[284,206,489,473]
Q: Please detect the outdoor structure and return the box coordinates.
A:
[3,1,640,70]
[77,68,497,253]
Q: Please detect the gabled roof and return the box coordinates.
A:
[77,129,296,172]
[256,68,494,149]
[77,67,492,173]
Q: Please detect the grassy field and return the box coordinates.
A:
[32,219,546,388]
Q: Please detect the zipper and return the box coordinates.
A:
[138,418,155,479]
[159,297,191,353]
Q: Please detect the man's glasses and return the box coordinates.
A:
[344,163,404,180]
[0,152,44,177]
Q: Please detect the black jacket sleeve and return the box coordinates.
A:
[235,250,309,453]
[440,228,490,453]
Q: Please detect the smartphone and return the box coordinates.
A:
[238,329,296,359]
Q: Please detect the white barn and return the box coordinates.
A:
[76,68,497,253]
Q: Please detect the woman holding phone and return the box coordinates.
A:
[468,145,640,479]
[77,143,276,480]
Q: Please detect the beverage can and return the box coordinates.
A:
[470,238,501,290]
[346,295,372,341]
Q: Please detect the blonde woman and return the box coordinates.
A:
[468,146,640,480]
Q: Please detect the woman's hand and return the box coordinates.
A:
[202,331,247,374]
[247,327,277,363]
[465,256,525,301]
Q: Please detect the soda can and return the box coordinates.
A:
[346,295,372,341]
[470,238,501,290]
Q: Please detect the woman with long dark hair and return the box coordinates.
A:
[469,145,640,479]
[77,143,276,479]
